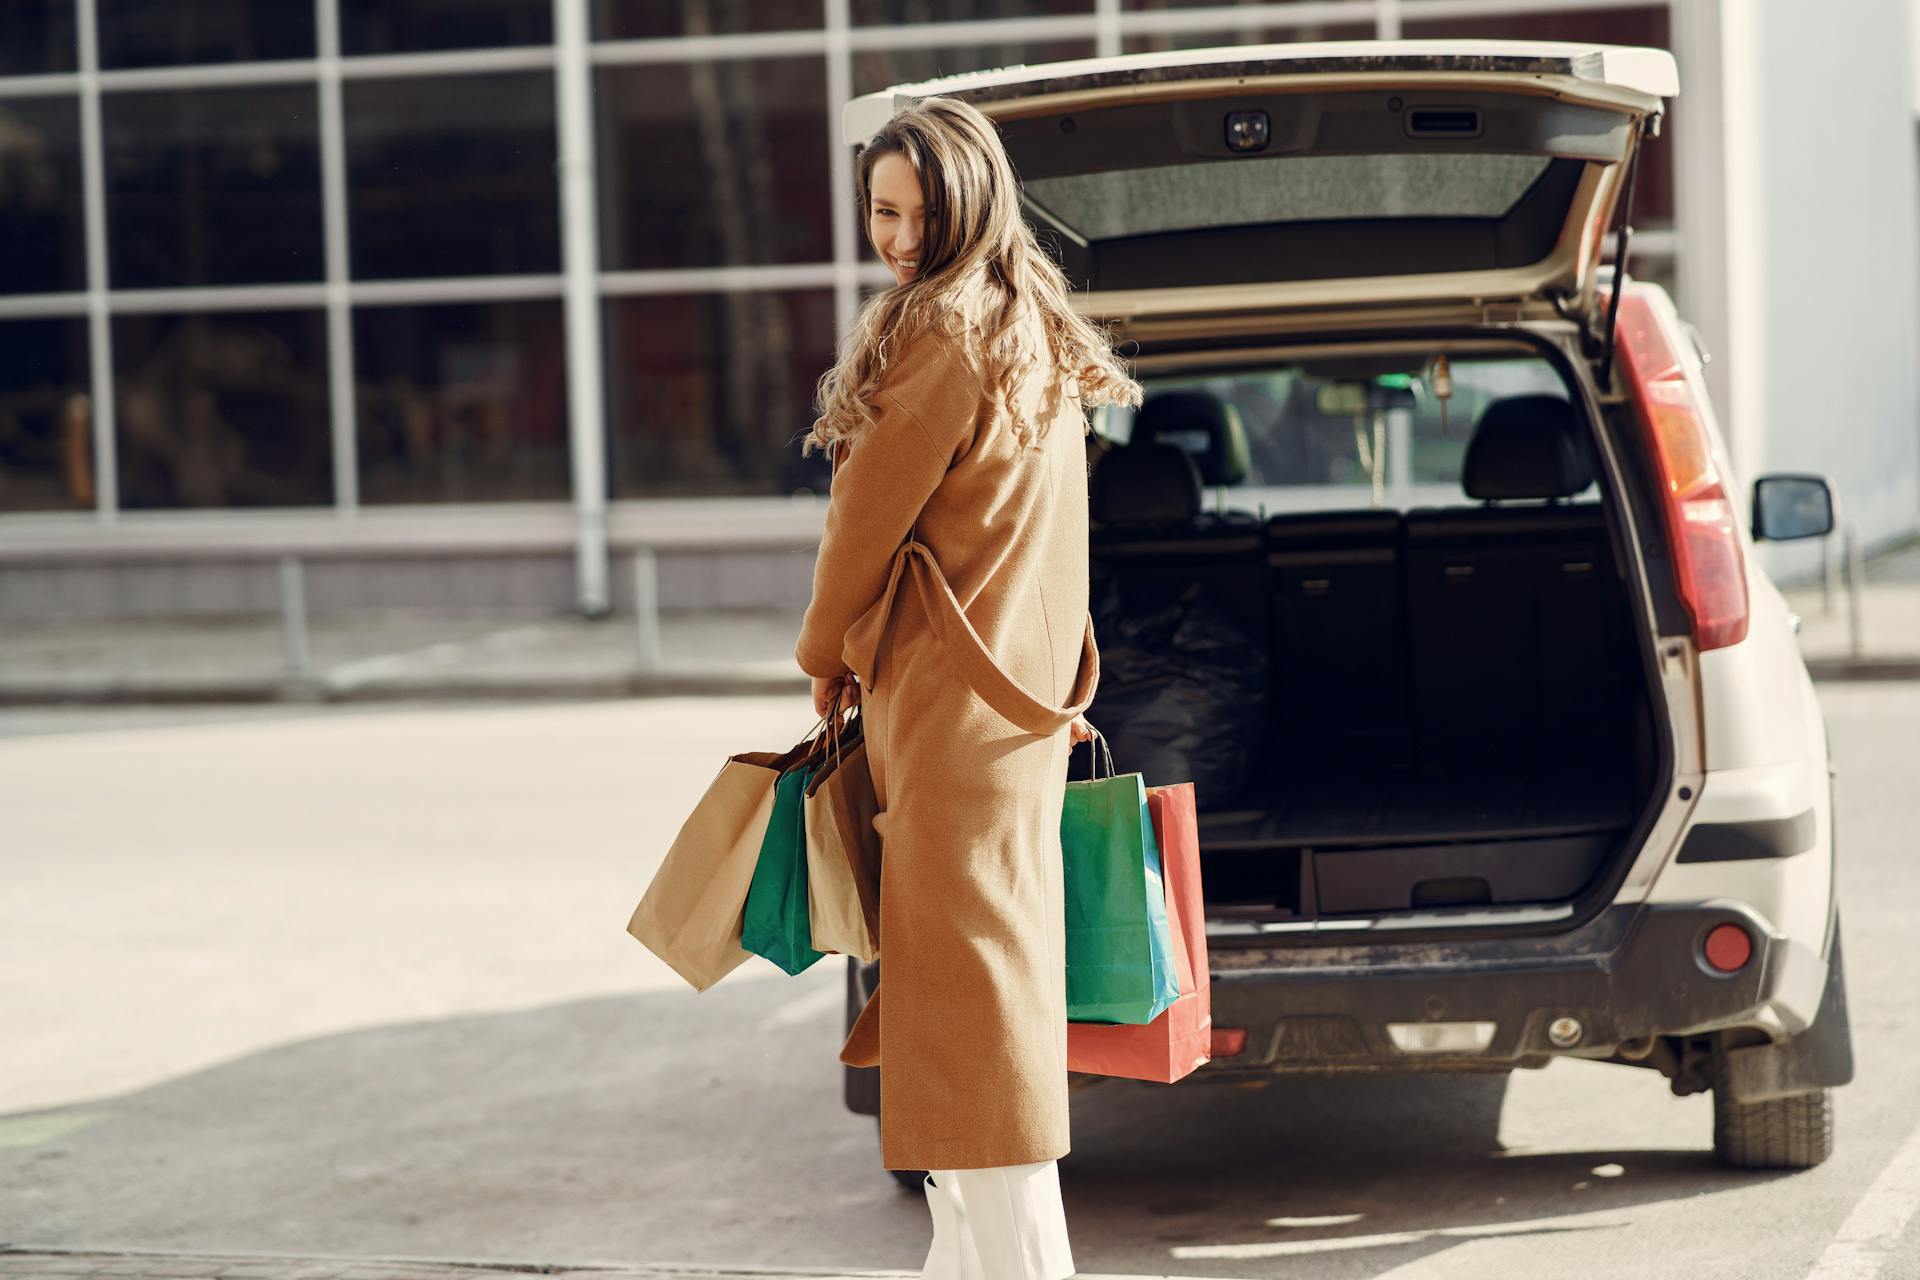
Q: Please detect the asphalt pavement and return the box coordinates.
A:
[4,687,1920,1279]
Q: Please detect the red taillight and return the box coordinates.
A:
[1609,287,1751,650]
[1703,923,1754,973]
[1211,1027,1247,1058]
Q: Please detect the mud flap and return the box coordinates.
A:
[1721,915,1854,1103]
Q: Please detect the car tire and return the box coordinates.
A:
[1711,1080,1834,1169]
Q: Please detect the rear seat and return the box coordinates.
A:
[1265,509,1409,762]
[1126,389,1263,531]
[1402,394,1632,768]
[1089,391,1266,638]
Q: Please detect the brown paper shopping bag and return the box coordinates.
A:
[803,707,880,961]
[626,729,826,993]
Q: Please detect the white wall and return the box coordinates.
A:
[1718,0,1920,579]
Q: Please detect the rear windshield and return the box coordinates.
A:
[1026,153,1553,241]
[1096,355,1591,516]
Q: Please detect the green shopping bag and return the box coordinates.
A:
[1061,731,1182,1025]
[741,759,828,976]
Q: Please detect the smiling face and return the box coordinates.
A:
[867,151,930,286]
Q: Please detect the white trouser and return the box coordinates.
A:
[918,1159,1076,1280]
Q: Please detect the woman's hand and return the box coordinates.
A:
[812,671,861,719]
[1068,713,1096,746]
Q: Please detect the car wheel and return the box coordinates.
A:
[1712,1081,1834,1169]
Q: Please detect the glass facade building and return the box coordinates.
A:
[0,0,1683,608]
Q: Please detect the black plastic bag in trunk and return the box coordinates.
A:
[1087,570,1268,807]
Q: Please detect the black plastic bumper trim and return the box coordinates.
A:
[1675,809,1817,863]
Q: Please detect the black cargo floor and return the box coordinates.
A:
[1194,758,1637,850]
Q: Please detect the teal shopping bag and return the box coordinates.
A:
[741,760,828,976]
[1061,733,1181,1025]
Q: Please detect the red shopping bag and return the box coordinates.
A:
[1067,781,1212,1083]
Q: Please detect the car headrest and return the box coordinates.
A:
[1091,441,1203,526]
[1131,391,1251,486]
[1462,395,1595,500]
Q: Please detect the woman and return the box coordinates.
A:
[793,96,1139,1280]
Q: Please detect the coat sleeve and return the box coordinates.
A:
[794,346,977,680]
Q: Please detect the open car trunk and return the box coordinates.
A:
[1081,355,1660,929]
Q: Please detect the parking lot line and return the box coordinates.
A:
[1806,1117,1920,1278]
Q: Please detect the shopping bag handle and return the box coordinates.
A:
[1070,725,1116,781]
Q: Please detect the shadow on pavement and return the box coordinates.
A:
[0,973,1794,1279]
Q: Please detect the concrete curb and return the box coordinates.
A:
[0,672,813,707]
[1803,657,1920,682]
[5,656,1920,709]
[0,1245,915,1280]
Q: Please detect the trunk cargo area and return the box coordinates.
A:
[1083,400,1659,926]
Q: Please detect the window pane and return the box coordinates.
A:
[1113,357,1574,509]
[595,0,824,39]
[598,60,830,271]
[345,72,560,280]
[606,291,836,498]
[1,1,77,75]
[0,318,93,513]
[853,40,1097,96]
[0,97,86,296]
[98,0,314,70]
[341,0,552,54]
[113,309,332,509]
[1401,6,1673,226]
[103,85,323,290]
[852,0,1088,23]
[352,300,569,503]
[1122,22,1373,53]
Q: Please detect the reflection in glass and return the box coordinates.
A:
[340,0,551,54]
[852,0,1087,23]
[597,59,830,271]
[594,0,824,40]
[1122,22,1372,53]
[852,41,1096,97]
[103,85,323,290]
[352,300,570,504]
[1401,6,1674,227]
[345,72,560,281]
[1,1,77,76]
[0,319,93,513]
[605,291,836,498]
[97,0,313,70]
[0,98,86,296]
[112,310,332,509]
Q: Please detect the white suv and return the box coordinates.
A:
[839,39,1853,1182]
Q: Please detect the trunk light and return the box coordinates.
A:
[1386,1021,1496,1053]
[1211,1027,1248,1057]
[1610,287,1751,650]
[1704,923,1753,973]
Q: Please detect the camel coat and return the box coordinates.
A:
[794,319,1100,1172]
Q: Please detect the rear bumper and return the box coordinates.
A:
[1194,902,1829,1077]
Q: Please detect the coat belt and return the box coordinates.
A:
[842,538,1099,738]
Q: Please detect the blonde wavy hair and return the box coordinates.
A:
[802,96,1139,459]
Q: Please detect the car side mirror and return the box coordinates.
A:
[1751,474,1835,541]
